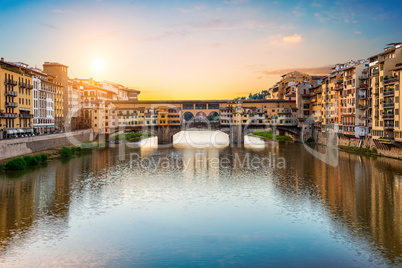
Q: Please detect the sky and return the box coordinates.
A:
[0,0,401,100]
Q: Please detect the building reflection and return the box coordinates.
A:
[0,149,111,255]
[271,144,402,264]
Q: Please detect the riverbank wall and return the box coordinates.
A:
[0,129,93,161]
[313,129,402,159]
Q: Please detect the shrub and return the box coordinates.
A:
[75,146,83,154]
[23,155,35,166]
[60,147,73,158]
[372,148,378,154]
[0,163,6,171]
[306,137,315,143]
[40,153,48,162]
[33,155,41,165]
[6,157,28,170]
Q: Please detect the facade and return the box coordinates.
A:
[371,43,402,140]
[32,69,57,133]
[43,62,68,130]
[0,59,34,139]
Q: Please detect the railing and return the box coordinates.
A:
[358,95,366,99]
[382,114,394,119]
[5,102,18,107]
[19,82,27,88]
[19,113,34,118]
[334,86,343,91]
[0,112,18,118]
[26,84,33,89]
[383,103,394,108]
[358,105,368,110]
[4,79,17,86]
[359,74,369,80]
[384,78,399,85]
[358,84,368,89]
[384,125,394,129]
[334,79,342,84]
[4,90,17,97]
[345,75,352,80]
[383,90,395,96]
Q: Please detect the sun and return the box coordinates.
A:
[92,58,105,72]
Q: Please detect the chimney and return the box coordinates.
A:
[1,57,3,61]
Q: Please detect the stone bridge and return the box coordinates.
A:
[108,124,303,144]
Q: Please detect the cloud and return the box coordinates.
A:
[292,5,305,17]
[315,12,326,23]
[140,31,191,41]
[176,5,204,13]
[256,76,263,79]
[258,66,333,76]
[51,9,64,14]
[354,31,362,34]
[198,43,227,48]
[40,22,59,30]
[283,34,302,43]
[223,0,248,4]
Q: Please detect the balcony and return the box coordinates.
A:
[0,112,18,118]
[358,95,366,99]
[334,79,343,84]
[19,82,27,88]
[382,114,394,120]
[358,84,368,90]
[359,74,369,80]
[5,102,18,107]
[4,90,17,97]
[383,90,395,97]
[384,125,394,130]
[358,105,368,110]
[372,72,379,77]
[345,75,353,80]
[334,86,343,91]
[383,102,394,108]
[383,77,399,85]
[4,79,17,86]
[26,84,33,89]
[19,113,34,119]
[358,115,368,119]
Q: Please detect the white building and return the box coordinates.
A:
[32,70,56,133]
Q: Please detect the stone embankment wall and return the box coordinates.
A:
[313,129,402,159]
[0,129,93,161]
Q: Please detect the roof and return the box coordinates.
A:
[106,99,296,105]
[43,62,68,68]
[391,66,402,71]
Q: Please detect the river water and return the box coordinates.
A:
[0,143,401,267]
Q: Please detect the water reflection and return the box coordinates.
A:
[0,145,401,266]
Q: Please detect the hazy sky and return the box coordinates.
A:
[1,0,401,100]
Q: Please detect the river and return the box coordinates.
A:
[0,143,401,267]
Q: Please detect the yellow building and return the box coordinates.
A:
[392,66,402,141]
[371,43,402,140]
[0,60,34,139]
[158,106,168,125]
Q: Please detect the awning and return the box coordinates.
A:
[6,129,17,135]
[19,108,31,111]
[27,128,33,133]
[17,129,24,134]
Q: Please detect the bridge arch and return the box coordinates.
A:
[183,111,194,122]
[207,111,219,122]
[195,111,207,121]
